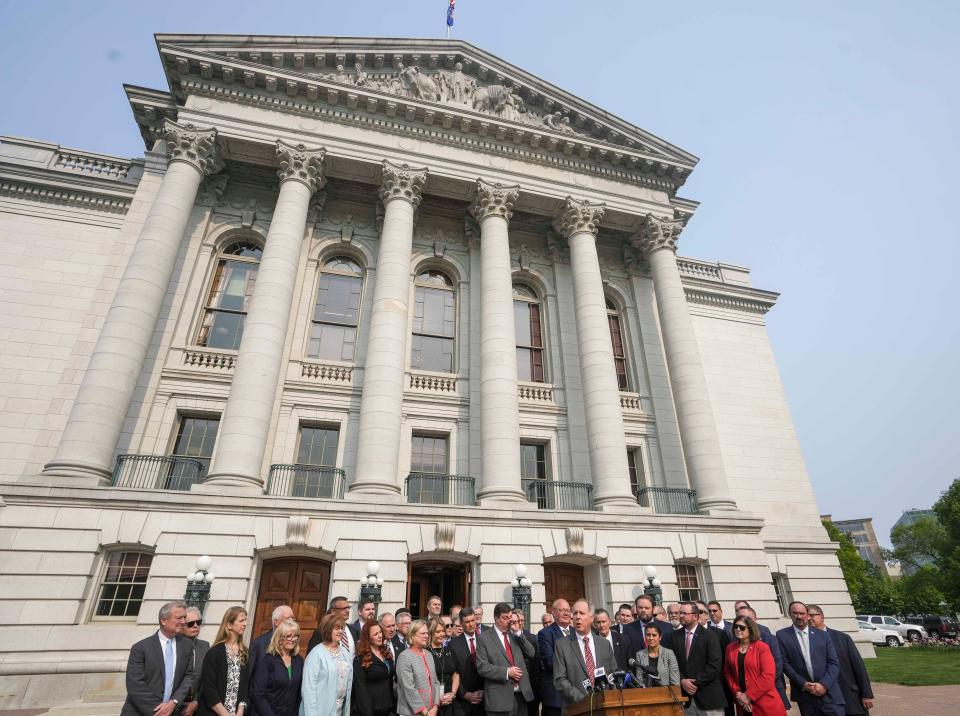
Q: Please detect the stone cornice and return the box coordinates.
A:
[0,178,131,214]
[682,278,779,316]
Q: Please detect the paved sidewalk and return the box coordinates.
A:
[865,683,960,716]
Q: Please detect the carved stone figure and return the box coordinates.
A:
[353,62,368,87]
[472,84,514,115]
[340,214,355,243]
[399,66,441,102]
[545,111,576,135]
[326,64,350,83]
[442,62,475,104]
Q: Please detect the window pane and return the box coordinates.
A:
[411,335,454,372]
[95,552,152,619]
[517,348,532,382]
[307,323,357,362]
[627,449,642,496]
[297,427,340,467]
[314,273,362,325]
[514,301,532,345]
[411,435,448,474]
[520,443,546,480]
[171,417,219,473]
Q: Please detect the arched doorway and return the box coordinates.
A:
[254,557,330,655]
[544,562,585,610]
[407,560,470,618]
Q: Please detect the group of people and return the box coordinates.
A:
[123,592,875,716]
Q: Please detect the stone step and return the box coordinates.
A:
[43,701,125,716]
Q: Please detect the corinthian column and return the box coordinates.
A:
[348,161,428,498]
[555,197,637,510]
[636,214,737,512]
[471,180,526,504]
[42,121,223,483]
[203,141,325,489]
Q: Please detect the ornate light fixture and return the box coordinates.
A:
[360,560,384,606]
[184,555,215,615]
[642,564,663,606]
[510,564,533,626]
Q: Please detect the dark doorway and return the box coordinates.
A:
[254,557,330,655]
[407,561,470,618]
[544,562,585,611]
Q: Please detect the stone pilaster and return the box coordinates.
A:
[471,179,527,504]
[636,213,737,512]
[42,121,223,483]
[348,161,428,499]
[554,197,637,510]
[203,140,325,490]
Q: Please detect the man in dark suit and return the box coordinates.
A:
[672,601,726,716]
[808,605,875,715]
[706,602,733,640]
[476,602,536,716]
[777,601,844,716]
[554,600,617,707]
[624,594,673,653]
[352,597,376,638]
[308,596,355,655]
[593,608,633,671]
[379,611,407,661]
[538,598,573,716]
[736,605,790,710]
[181,607,210,716]
[512,609,542,716]
[121,600,194,716]
[247,604,293,716]
[614,603,634,634]
[450,607,484,716]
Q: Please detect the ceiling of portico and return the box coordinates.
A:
[132,35,699,199]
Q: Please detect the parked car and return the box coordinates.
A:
[857,620,904,647]
[856,614,926,641]
[919,615,959,638]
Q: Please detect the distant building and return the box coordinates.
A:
[823,516,888,574]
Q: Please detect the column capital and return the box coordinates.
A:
[470,179,520,223]
[379,160,428,207]
[276,140,326,194]
[634,213,685,256]
[553,196,605,238]
[163,120,224,176]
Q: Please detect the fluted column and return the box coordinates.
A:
[471,180,527,504]
[203,141,325,489]
[348,161,428,498]
[42,121,223,483]
[555,197,637,510]
[636,214,737,512]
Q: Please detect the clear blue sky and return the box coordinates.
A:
[2,1,957,546]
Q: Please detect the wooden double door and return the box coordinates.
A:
[544,562,585,610]
[253,558,330,655]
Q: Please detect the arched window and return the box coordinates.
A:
[513,284,545,383]
[411,269,456,373]
[308,256,364,361]
[606,298,629,391]
[197,241,262,350]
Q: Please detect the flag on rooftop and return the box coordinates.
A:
[447,0,456,28]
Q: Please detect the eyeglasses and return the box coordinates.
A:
[186,620,202,628]
[733,624,748,631]
[283,634,300,640]
[708,608,720,613]
[698,610,707,615]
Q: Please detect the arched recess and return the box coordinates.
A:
[253,555,331,655]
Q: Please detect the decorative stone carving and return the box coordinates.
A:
[621,243,649,275]
[546,229,569,264]
[470,179,520,222]
[435,522,456,552]
[553,196,605,238]
[163,120,224,176]
[196,173,229,206]
[286,515,309,546]
[276,140,326,193]
[633,213,684,256]
[310,190,328,225]
[464,215,480,249]
[565,526,585,555]
[379,160,428,207]
[339,215,355,242]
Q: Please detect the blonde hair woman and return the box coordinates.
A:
[250,618,303,716]
[396,620,443,716]
[198,606,249,716]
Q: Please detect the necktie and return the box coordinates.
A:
[799,630,814,681]
[388,641,396,660]
[640,622,647,649]
[162,637,174,702]
[502,631,515,666]
[685,630,694,658]
[341,628,350,652]
[583,636,595,679]
[561,627,569,637]
[469,636,476,664]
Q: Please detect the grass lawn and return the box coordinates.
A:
[865,647,960,686]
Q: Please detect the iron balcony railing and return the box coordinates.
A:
[638,487,699,515]
[267,464,346,499]
[111,454,205,491]
[522,479,595,511]
[405,473,476,506]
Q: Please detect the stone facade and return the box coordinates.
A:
[0,35,861,712]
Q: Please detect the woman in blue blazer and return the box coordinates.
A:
[251,619,304,716]
[301,614,353,716]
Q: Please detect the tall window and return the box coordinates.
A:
[411,434,449,474]
[308,256,363,361]
[676,563,703,602]
[627,448,645,497]
[297,426,340,467]
[411,270,456,373]
[169,415,219,489]
[606,298,629,391]
[94,552,152,618]
[197,241,262,350]
[514,285,545,382]
[772,573,792,616]
[521,442,549,507]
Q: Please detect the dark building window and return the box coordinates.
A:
[197,241,262,350]
[95,552,152,618]
[308,256,363,361]
[514,285,545,382]
[411,270,456,373]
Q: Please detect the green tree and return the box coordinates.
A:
[897,566,947,615]
[932,478,960,611]
[823,519,869,598]
[890,516,947,571]
[853,563,903,614]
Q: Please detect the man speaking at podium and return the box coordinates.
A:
[553,599,617,709]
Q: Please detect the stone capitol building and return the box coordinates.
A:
[0,35,858,711]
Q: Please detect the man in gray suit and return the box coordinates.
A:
[476,602,536,716]
[181,607,210,716]
[553,599,617,708]
[121,600,195,716]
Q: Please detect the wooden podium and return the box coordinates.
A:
[564,687,687,716]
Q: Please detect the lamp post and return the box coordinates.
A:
[360,560,384,607]
[184,555,215,615]
[642,565,663,606]
[510,564,532,626]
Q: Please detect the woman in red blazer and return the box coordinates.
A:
[724,616,786,716]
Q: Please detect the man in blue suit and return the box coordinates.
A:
[777,601,845,716]
[537,598,572,716]
[624,594,673,652]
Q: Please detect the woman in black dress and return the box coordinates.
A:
[352,619,396,716]
[426,618,458,716]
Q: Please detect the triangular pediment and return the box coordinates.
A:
[144,35,697,192]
